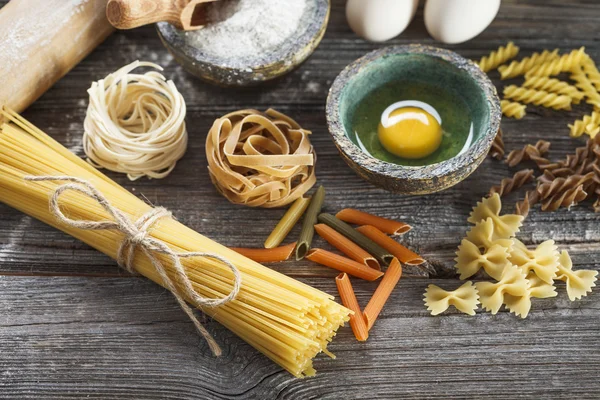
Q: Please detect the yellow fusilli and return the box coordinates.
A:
[498,49,559,80]
[522,76,584,104]
[478,41,520,73]
[571,66,600,106]
[525,47,587,77]
[500,100,527,119]
[582,58,600,91]
[503,85,572,110]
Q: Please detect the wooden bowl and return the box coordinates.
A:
[156,0,330,87]
[326,45,501,195]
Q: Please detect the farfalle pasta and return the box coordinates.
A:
[476,265,530,315]
[465,218,513,251]
[556,251,598,301]
[455,241,510,280]
[509,239,559,284]
[424,282,479,316]
[468,194,524,239]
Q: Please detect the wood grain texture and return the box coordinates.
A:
[1,0,600,398]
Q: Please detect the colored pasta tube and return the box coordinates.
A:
[306,249,384,281]
[264,197,310,248]
[230,242,296,263]
[355,225,425,266]
[363,258,403,330]
[295,185,325,260]
[335,273,368,341]
[317,213,394,265]
[335,208,412,236]
[314,223,380,270]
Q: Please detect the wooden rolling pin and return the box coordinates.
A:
[0,0,114,113]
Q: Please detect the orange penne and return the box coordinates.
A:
[230,242,296,263]
[335,273,368,341]
[363,258,403,330]
[314,223,380,270]
[306,248,384,281]
[356,225,425,265]
[336,209,412,235]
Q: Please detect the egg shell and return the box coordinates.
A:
[424,0,500,44]
[346,0,419,42]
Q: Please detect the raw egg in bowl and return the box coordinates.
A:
[326,45,500,194]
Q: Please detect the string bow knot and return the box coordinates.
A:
[25,175,241,356]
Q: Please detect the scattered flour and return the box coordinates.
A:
[184,0,306,62]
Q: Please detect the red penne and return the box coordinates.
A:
[363,258,403,330]
[306,248,384,281]
[314,223,380,270]
[230,242,296,263]
[336,208,412,235]
[356,225,425,265]
[336,273,368,341]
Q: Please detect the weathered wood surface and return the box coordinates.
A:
[1,0,600,398]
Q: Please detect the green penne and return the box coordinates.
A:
[317,213,394,265]
[264,197,311,249]
[295,185,325,260]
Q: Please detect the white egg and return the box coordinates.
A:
[424,0,501,44]
[346,0,419,42]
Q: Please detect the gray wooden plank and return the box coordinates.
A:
[1,276,599,399]
[1,0,600,398]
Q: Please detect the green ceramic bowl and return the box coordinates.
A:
[156,0,330,87]
[326,45,501,195]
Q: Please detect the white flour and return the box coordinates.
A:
[184,0,306,62]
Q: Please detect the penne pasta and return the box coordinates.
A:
[295,185,325,260]
[318,213,394,266]
[306,248,384,281]
[264,197,310,248]
[356,225,425,266]
[363,258,403,330]
[314,223,380,270]
[335,273,368,341]
[335,208,412,236]
[230,242,296,263]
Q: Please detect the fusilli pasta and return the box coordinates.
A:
[503,85,572,110]
[478,42,520,73]
[498,49,559,80]
[489,169,534,197]
[489,128,505,160]
[500,100,527,119]
[525,47,587,77]
[523,76,584,104]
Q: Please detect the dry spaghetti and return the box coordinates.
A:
[0,107,349,377]
[206,109,316,208]
[83,61,187,181]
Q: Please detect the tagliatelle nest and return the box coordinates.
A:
[206,109,316,208]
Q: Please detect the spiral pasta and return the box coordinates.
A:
[500,100,527,119]
[582,58,600,91]
[522,76,584,104]
[83,61,188,181]
[489,129,505,160]
[525,47,587,77]
[478,41,520,73]
[506,140,550,168]
[489,169,534,197]
[503,85,572,110]
[498,49,559,80]
[570,66,600,106]
[569,111,600,138]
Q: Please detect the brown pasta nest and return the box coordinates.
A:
[206,109,316,208]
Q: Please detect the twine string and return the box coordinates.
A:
[24,175,241,356]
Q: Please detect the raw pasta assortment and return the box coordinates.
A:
[424,194,598,318]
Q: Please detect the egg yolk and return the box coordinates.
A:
[378,107,442,159]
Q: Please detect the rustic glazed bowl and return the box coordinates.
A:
[156,0,330,87]
[326,45,501,195]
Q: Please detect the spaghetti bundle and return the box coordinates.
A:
[0,107,350,377]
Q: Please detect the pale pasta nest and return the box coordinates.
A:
[83,60,187,181]
[206,109,316,208]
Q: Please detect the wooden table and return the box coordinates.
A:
[1,1,599,398]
